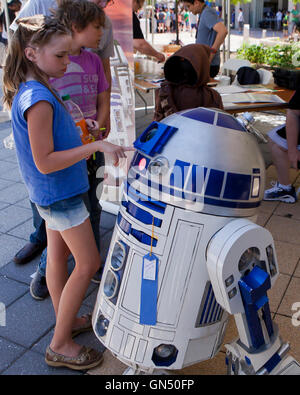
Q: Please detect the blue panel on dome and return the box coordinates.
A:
[181,108,215,124]
[223,173,252,200]
[185,165,207,193]
[205,169,225,197]
[134,121,178,156]
[217,113,246,132]
[170,159,190,189]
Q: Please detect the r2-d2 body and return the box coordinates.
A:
[93,107,300,375]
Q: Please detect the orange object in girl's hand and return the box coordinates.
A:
[76,119,92,145]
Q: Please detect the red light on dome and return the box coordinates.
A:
[138,158,147,171]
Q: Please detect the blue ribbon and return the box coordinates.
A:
[140,253,159,325]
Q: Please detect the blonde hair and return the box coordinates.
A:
[2,15,71,109]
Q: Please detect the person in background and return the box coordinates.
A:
[154,44,223,122]
[231,9,235,29]
[291,4,300,35]
[282,10,289,38]
[183,0,227,78]
[133,0,165,63]
[264,87,300,203]
[276,9,282,31]
[0,0,22,45]
[237,7,244,33]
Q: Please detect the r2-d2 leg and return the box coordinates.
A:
[207,218,300,375]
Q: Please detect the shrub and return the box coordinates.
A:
[237,43,300,69]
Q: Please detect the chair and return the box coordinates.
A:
[256,68,274,84]
[221,58,251,75]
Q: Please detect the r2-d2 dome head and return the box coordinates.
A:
[129,107,265,217]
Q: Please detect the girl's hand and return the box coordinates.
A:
[97,141,135,166]
[86,119,100,138]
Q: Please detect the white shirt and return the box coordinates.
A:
[237,11,244,22]
[276,11,282,21]
[10,0,57,31]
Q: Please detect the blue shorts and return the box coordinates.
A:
[36,195,89,232]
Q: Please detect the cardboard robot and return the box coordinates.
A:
[92,107,300,375]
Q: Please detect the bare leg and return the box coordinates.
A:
[269,140,291,185]
[45,228,70,317]
[47,218,100,357]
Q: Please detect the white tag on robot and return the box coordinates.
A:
[143,257,156,281]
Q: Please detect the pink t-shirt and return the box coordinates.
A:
[51,49,109,120]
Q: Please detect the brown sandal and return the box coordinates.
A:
[71,313,93,338]
[45,345,103,370]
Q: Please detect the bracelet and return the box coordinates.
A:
[210,47,217,54]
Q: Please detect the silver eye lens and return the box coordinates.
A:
[148,156,169,176]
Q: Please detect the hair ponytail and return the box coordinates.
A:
[2,15,70,109]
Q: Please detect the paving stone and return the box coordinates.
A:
[266,215,300,246]
[277,277,300,318]
[7,219,34,241]
[0,234,30,268]
[32,304,105,356]
[2,349,83,375]
[0,149,17,162]
[0,178,14,192]
[274,240,300,276]
[0,167,23,182]
[0,160,18,174]
[0,337,26,374]
[0,276,28,307]
[14,198,31,210]
[0,201,9,210]
[0,205,32,233]
[0,254,44,285]
[0,182,28,205]
[0,293,56,348]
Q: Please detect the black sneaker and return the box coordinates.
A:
[264,181,297,203]
[30,270,49,300]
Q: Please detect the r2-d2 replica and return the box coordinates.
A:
[93,107,300,375]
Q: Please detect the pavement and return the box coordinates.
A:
[0,29,300,376]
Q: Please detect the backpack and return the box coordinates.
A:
[236,66,260,85]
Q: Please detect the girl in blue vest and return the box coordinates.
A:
[3,15,132,370]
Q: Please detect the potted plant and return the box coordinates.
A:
[237,43,300,89]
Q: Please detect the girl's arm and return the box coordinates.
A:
[96,90,110,138]
[27,101,132,174]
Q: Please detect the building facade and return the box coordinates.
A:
[234,0,298,29]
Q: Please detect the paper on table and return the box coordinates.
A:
[214,84,275,94]
[221,93,286,104]
[213,85,248,94]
